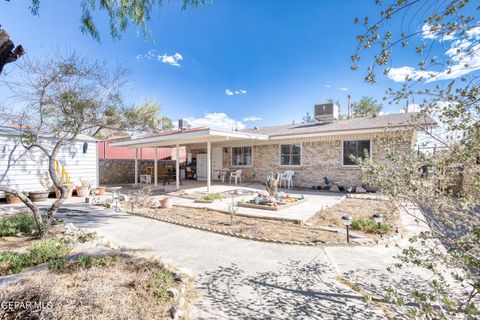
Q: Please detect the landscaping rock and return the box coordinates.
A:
[330,185,340,192]
[355,186,367,193]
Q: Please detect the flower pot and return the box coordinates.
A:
[5,194,22,204]
[160,197,172,209]
[55,186,74,199]
[97,186,106,196]
[76,186,90,197]
[28,191,50,202]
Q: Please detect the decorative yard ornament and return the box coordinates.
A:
[265,171,280,198]
[0,27,24,73]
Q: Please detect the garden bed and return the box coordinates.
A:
[0,254,190,320]
[124,197,399,244]
[238,198,307,211]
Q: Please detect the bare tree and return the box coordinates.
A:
[0,52,163,230]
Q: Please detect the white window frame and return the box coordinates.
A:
[231,146,253,167]
[278,143,302,166]
[341,139,372,167]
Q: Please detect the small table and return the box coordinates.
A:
[213,169,229,183]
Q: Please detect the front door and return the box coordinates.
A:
[211,147,223,180]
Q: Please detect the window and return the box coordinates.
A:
[343,140,371,166]
[232,146,252,166]
[280,144,301,166]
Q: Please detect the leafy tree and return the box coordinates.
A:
[302,112,315,124]
[352,96,383,117]
[0,52,171,231]
[24,0,209,41]
[353,0,480,318]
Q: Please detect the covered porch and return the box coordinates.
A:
[109,128,268,192]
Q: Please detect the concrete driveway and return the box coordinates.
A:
[58,203,430,319]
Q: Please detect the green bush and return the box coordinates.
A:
[77,255,121,268]
[151,269,174,301]
[0,239,70,275]
[351,218,391,234]
[0,214,36,237]
[202,193,223,201]
[28,239,70,265]
[48,257,68,270]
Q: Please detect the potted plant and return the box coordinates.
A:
[29,172,52,202]
[5,192,27,204]
[160,196,172,209]
[76,178,91,197]
[96,186,106,196]
[54,161,74,199]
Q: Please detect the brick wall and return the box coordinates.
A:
[222,131,415,188]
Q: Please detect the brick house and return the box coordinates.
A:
[110,105,435,192]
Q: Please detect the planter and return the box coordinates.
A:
[160,197,172,209]
[55,186,74,199]
[5,194,22,204]
[97,186,106,196]
[28,191,50,202]
[76,186,90,197]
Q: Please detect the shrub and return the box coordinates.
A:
[0,214,36,237]
[48,257,68,270]
[151,269,174,301]
[28,239,70,265]
[77,255,121,268]
[0,239,70,275]
[351,218,391,234]
[202,193,223,201]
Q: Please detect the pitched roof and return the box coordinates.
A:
[242,113,435,137]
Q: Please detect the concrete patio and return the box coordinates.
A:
[166,182,345,223]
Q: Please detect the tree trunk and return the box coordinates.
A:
[0,28,24,74]
[0,186,43,234]
[46,142,67,224]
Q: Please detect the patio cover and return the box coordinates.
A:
[110,128,268,192]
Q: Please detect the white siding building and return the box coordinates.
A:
[0,126,98,194]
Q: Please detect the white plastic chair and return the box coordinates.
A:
[229,169,242,185]
[139,174,151,184]
[279,170,295,189]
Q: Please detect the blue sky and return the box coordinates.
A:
[1,0,479,129]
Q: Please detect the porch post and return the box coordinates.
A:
[154,147,158,186]
[175,144,180,190]
[207,141,211,193]
[134,148,138,184]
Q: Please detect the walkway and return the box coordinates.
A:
[56,202,431,319]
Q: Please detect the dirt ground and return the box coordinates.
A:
[127,197,399,244]
[0,255,183,320]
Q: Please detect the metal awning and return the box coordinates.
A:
[109,128,268,148]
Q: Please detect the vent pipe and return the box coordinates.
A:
[347,95,352,119]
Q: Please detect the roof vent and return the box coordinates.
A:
[254,126,259,130]
[314,103,338,123]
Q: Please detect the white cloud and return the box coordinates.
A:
[159,53,183,67]
[136,50,183,67]
[242,116,262,121]
[401,103,421,113]
[340,87,348,91]
[184,113,246,130]
[388,26,480,82]
[225,88,247,96]
[325,85,332,88]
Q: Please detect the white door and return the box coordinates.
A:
[196,154,207,181]
[211,147,223,180]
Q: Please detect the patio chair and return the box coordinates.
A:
[229,169,242,185]
[279,170,295,189]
